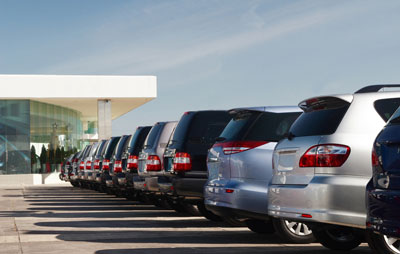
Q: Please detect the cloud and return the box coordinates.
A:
[42,0,379,76]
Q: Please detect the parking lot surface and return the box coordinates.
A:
[0,185,371,254]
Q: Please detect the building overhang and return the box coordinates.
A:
[0,74,157,120]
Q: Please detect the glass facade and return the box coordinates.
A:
[0,100,92,175]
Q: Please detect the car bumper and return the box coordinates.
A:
[268,175,369,229]
[204,179,269,216]
[367,188,400,238]
[145,177,160,192]
[133,176,146,191]
[173,177,207,199]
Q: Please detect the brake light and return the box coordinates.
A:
[114,160,122,173]
[85,161,92,170]
[67,161,71,165]
[103,159,110,170]
[213,141,268,155]
[127,155,138,169]
[372,147,379,167]
[173,152,192,171]
[299,144,350,167]
[79,161,85,170]
[94,159,100,169]
[301,214,312,218]
[146,155,161,171]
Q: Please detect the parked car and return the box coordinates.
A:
[70,148,88,187]
[268,85,400,250]
[98,136,121,192]
[164,111,232,219]
[107,135,131,193]
[60,154,74,181]
[204,106,314,243]
[80,142,100,187]
[90,139,110,190]
[77,144,93,185]
[114,126,151,200]
[134,121,177,203]
[366,105,400,254]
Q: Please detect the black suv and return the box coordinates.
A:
[163,111,232,216]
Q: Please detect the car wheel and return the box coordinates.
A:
[246,219,275,234]
[197,203,223,222]
[272,218,315,243]
[313,226,362,250]
[367,230,400,254]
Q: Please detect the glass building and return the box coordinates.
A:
[0,100,94,175]
[0,74,156,184]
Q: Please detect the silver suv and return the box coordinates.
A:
[268,85,400,251]
[204,106,315,243]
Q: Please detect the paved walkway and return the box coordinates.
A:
[0,185,371,254]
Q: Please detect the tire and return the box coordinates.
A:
[246,219,275,234]
[197,203,223,222]
[272,218,315,244]
[312,226,362,251]
[367,230,400,254]
[168,200,201,216]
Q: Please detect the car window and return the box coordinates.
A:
[244,112,301,142]
[374,98,400,122]
[289,97,350,137]
[128,127,151,155]
[219,111,260,141]
[144,124,162,149]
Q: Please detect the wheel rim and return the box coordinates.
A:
[284,220,313,236]
[384,235,400,253]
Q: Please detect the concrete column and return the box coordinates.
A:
[98,99,112,140]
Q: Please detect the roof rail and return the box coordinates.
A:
[355,84,400,94]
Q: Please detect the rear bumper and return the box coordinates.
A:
[145,177,160,192]
[173,177,207,199]
[268,175,369,229]
[367,187,400,238]
[133,176,146,191]
[204,179,269,216]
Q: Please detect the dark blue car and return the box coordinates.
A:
[367,106,400,254]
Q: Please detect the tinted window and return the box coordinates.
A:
[374,98,400,122]
[128,127,151,154]
[289,106,349,137]
[220,111,300,142]
[186,111,231,145]
[220,111,260,141]
[114,136,130,159]
[388,106,400,125]
[96,140,108,157]
[104,137,121,158]
[144,124,163,149]
[245,112,301,141]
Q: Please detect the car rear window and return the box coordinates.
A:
[220,111,300,142]
[104,137,121,158]
[168,111,231,152]
[114,136,130,159]
[127,127,151,155]
[387,106,400,125]
[289,97,350,137]
[374,98,400,122]
[144,124,162,149]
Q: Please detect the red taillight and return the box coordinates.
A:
[103,159,110,170]
[173,152,192,171]
[301,214,312,218]
[67,161,71,166]
[299,144,350,167]
[127,155,138,169]
[79,161,85,170]
[225,189,234,193]
[213,141,268,155]
[94,159,100,169]
[85,161,92,170]
[146,155,161,171]
[372,147,379,167]
[114,160,122,173]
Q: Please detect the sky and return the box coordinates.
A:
[1,0,400,135]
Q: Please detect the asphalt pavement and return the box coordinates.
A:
[0,185,372,254]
